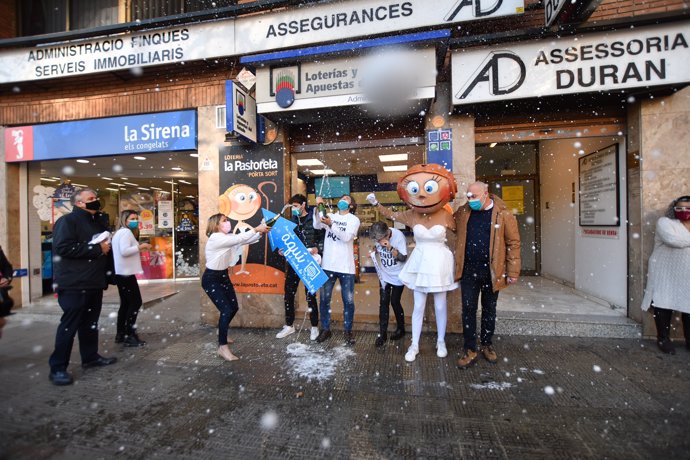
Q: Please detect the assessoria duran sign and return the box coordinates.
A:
[0,0,523,84]
[452,22,690,104]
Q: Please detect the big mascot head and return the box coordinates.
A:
[396,163,457,215]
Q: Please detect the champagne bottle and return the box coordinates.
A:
[265,214,281,228]
[318,202,327,219]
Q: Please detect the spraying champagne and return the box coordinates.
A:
[265,204,292,228]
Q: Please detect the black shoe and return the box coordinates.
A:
[82,356,118,369]
[375,333,387,347]
[49,370,74,386]
[344,331,355,346]
[123,335,146,347]
[315,330,332,343]
[390,329,405,341]
[115,333,124,344]
[657,338,676,355]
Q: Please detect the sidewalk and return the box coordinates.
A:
[1,287,688,459]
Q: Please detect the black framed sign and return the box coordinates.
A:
[578,144,620,227]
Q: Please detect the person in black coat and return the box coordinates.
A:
[275,194,325,341]
[48,188,117,386]
[0,245,14,338]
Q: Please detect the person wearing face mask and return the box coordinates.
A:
[275,194,325,341]
[48,188,117,386]
[203,213,268,361]
[313,194,361,345]
[453,181,521,369]
[111,210,151,347]
[641,195,690,354]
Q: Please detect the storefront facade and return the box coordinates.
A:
[1,0,688,337]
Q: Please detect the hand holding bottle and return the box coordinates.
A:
[366,193,379,206]
[254,222,269,233]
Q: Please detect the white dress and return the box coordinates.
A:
[398,224,458,293]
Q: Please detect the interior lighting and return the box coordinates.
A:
[76,159,90,164]
[171,167,183,171]
[101,176,113,180]
[123,182,139,186]
[296,159,324,166]
[383,165,408,172]
[72,183,88,187]
[105,187,120,192]
[189,153,199,158]
[109,182,125,187]
[378,154,408,162]
[178,180,191,184]
[133,156,147,160]
[137,187,151,191]
[489,143,497,148]
[40,177,58,182]
[150,187,163,190]
[309,169,336,175]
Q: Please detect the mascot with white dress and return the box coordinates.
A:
[367,163,458,362]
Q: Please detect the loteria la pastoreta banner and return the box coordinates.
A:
[218,143,285,294]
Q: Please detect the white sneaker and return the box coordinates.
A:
[436,341,448,358]
[405,345,419,362]
[310,327,319,341]
[276,325,295,339]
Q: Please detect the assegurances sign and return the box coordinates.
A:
[4,110,197,162]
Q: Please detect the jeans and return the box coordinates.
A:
[319,270,355,332]
[202,268,239,346]
[49,289,103,372]
[284,263,318,327]
[460,274,499,351]
[115,274,143,337]
[379,283,405,334]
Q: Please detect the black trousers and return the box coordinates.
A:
[284,263,318,327]
[460,274,499,351]
[115,274,143,336]
[202,268,239,346]
[49,289,103,372]
[379,283,405,334]
[652,305,690,343]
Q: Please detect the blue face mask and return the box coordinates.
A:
[127,220,139,230]
[337,200,349,211]
[291,208,301,217]
[468,199,483,211]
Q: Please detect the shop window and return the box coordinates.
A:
[70,0,118,30]
[215,105,226,129]
[19,0,118,36]
[130,0,237,21]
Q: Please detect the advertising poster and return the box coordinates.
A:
[158,200,173,229]
[219,143,285,294]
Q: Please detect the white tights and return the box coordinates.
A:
[410,290,447,348]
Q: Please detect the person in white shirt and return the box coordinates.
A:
[202,213,268,362]
[312,195,361,345]
[112,210,151,347]
[369,221,408,347]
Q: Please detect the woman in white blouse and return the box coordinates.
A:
[112,210,151,347]
[203,213,268,361]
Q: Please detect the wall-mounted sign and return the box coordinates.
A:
[452,21,690,105]
[256,48,437,112]
[426,129,453,171]
[158,200,173,229]
[4,110,197,162]
[581,228,620,239]
[545,0,569,26]
[226,81,258,142]
[578,144,620,227]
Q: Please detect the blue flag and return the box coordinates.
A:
[262,208,329,295]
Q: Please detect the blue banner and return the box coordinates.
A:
[262,208,328,295]
[426,128,453,171]
[5,110,197,162]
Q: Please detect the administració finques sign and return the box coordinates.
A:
[451,21,690,105]
[4,110,197,162]
[0,0,523,84]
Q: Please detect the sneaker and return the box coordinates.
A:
[315,329,332,343]
[344,331,356,346]
[436,341,448,358]
[480,345,498,363]
[457,349,479,369]
[49,370,74,386]
[310,327,319,341]
[375,332,387,347]
[657,338,676,355]
[404,344,419,362]
[276,325,296,339]
[390,328,405,340]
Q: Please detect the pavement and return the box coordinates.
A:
[1,286,689,459]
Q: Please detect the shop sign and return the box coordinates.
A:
[255,48,436,112]
[236,0,523,54]
[226,81,258,142]
[0,22,234,84]
[545,0,569,27]
[451,22,690,105]
[4,110,197,162]
[218,143,285,294]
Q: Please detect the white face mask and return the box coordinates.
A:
[220,221,232,233]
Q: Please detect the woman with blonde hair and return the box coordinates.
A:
[112,210,151,347]
[203,213,268,361]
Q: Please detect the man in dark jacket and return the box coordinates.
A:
[48,188,117,385]
[275,194,325,341]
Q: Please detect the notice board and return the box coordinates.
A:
[578,144,620,227]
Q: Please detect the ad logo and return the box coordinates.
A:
[270,64,301,109]
[456,50,526,100]
[4,126,34,162]
[236,89,246,116]
[445,0,505,21]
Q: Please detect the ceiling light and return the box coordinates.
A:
[123,182,139,186]
[71,183,88,187]
[171,167,182,171]
[109,182,125,187]
[178,180,191,184]
[189,153,199,158]
[378,154,408,162]
[137,187,150,191]
[51,176,61,180]
[105,187,120,192]
[309,169,336,176]
[101,176,113,180]
[186,195,195,198]
[150,187,163,190]
[133,156,146,160]
[489,142,497,148]
[383,165,408,172]
[40,177,58,182]
[76,159,90,164]
[297,159,324,167]
[164,180,176,184]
